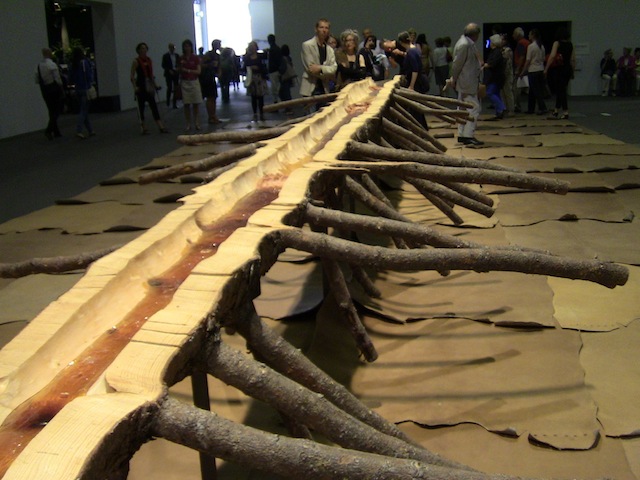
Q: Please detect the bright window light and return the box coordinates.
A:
[205,0,252,53]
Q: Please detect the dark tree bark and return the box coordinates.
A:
[343,140,520,173]
[232,310,409,442]
[275,229,629,288]
[200,339,471,469]
[153,398,526,480]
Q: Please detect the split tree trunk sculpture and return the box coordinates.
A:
[0,78,628,479]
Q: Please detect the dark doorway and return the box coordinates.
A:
[483,21,571,59]
[45,1,95,62]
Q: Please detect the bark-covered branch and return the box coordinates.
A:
[153,398,524,480]
[302,203,477,249]
[0,245,121,278]
[338,160,570,194]
[232,310,409,441]
[263,94,338,112]
[177,126,291,145]
[200,338,472,469]
[275,229,629,288]
[343,140,519,173]
[138,143,260,184]
[322,258,378,361]
[386,106,448,152]
[350,263,382,298]
[393,94,467,124]
[400,175,495,218]
[394,87,476,109]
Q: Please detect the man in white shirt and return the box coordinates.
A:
[35,48,64,140]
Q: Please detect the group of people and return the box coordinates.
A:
[600,47,640,97]
[158,35,295,126]
[36,20,635,145]
[132,38,221,133]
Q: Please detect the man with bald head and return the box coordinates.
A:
[450,23,483,145]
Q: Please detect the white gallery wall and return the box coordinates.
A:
[1,0,637,139]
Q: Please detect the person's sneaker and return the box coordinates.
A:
[459,137,484,146]
[76,133,87,140]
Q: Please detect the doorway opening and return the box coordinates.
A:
[193,0,273,54]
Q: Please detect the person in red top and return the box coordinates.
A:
[179,39,203,131]
[512,27,529,113]
[130,42,168,135]
[617,47,635,96]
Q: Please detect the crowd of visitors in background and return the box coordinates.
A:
[35,19,640,142]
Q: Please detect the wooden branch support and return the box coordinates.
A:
[177,126,291,145]
[200,336,469,469]
[344,140,519,173]
[392,93,467,125]
[359,173,394,208]
[263,94,338,113]
[138,143,260,184]
[275,229,629,288]
[322,258,378,362]
[232,309,408,442]
[350,264,382,298]
[0,245,121,278]
[383,129,424,152]
[386,106,448,152]
[343,175,410,248]
[303,203,472,249]
[400,175,495,218]
[389,99,425,130]
[394,86,475,109]
[153,397,524,480]
[381,117,444,154]
[340,160,570,195]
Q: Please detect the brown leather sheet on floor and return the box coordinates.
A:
[1,113,638,479]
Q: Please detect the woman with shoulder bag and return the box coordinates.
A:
[130,42,168,134]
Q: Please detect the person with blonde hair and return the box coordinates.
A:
[336,29,366,89]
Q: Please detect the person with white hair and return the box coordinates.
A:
[483,34,506,120]
[450,22,483,145]
[512,27,530,113]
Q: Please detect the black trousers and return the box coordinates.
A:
[42,89,62,136]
